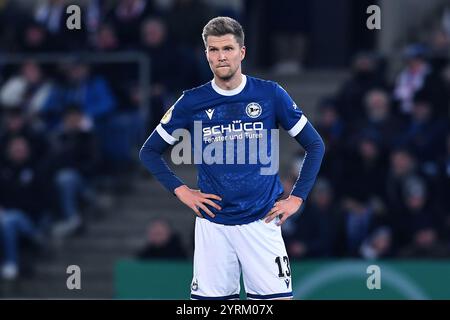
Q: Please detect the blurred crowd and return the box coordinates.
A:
[284,36,450,259]
[0,0,449,281]
[0,0,233,281]
[136,26,450,262]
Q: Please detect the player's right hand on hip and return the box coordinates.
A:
[174,185,222,218]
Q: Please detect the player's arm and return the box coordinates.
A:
[266,85,325,225]
[290,121,325,201]
[139,96,221,218]
[266,122,325,225]
[139,130,184,193]
[139,133,221,218]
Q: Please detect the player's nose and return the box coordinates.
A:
[218,51,226,60]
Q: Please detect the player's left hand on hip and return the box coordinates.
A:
[265,195,303,226]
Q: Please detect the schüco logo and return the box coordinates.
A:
[202,120,264,137]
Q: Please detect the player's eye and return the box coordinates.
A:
[209,48,218,52]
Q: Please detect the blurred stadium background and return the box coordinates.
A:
[0,0,449,299]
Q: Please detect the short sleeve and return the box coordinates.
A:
[156,94,190,145]
[274,84,308,137]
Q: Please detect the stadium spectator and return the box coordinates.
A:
[396,176,448,258]
[0,0,31,52]
[0,60,53,116]
[93,24,143,174]
[33,0,88,51]
[49,106,99,238]
[42,60,117,171]
[18,22,50,53]
[43,61,116,124]
[393,44,431,114]
[136,218,187,260]
[316,98,346,151]
[315,99,346,196]
[140,17,201,131]
[0,136,51,280]
[0,105,49,165]
[165,0,214,50]
[357,89,405,152]
[285,178,339,259]
[342,134,389,216]
[360,227,394,259]
[91,24,120,52]
[336,52,387,123]
[265,0,309,75]
[165,0,215,83]
[335,194,390,257]
[427,28,449,76]
[385,148,423,215]
[436,132,450,244]
[398,90,448,170]
[105,0,157,49]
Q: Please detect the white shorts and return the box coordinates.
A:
[190,217,293,300]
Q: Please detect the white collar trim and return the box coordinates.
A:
[211,74,247,96]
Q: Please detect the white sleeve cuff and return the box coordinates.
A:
[287,115,308,137]
[156,124,178,145]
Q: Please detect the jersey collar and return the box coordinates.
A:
[211,74,247,96]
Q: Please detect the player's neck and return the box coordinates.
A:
[213,72,243,91]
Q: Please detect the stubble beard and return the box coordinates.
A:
[215,66,237,82]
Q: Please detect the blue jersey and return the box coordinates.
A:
[155,75,308,225]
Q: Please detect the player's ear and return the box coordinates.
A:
[240,46,246,60]
[204,40,208,56]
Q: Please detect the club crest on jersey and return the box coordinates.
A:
[160,106,174,124]
[246,102,262,118]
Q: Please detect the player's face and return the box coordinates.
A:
[205,34,245,81]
